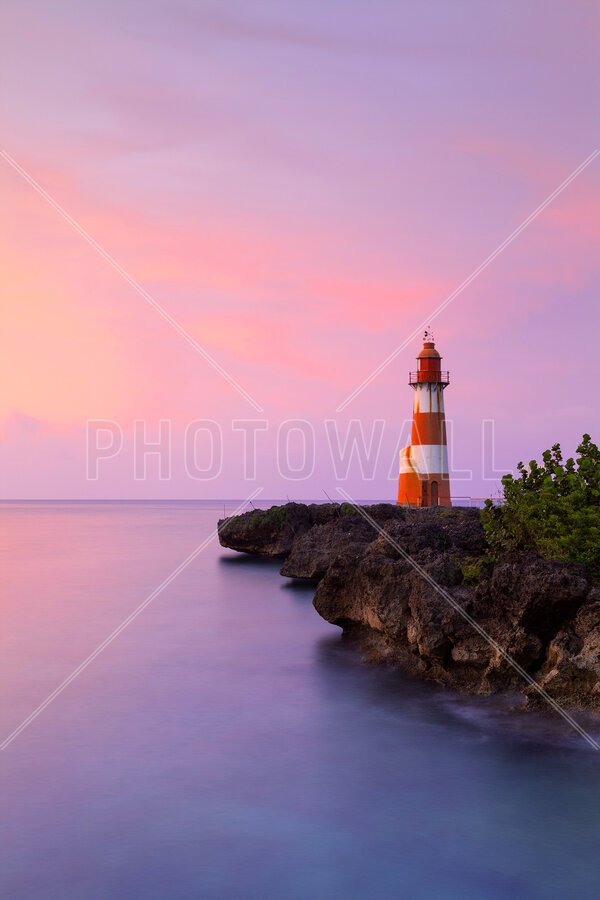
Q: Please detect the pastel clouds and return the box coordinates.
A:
[1,0,599,497]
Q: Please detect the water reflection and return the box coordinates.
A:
[2,502,600,900]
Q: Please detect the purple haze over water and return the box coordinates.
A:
[1,502,600,899]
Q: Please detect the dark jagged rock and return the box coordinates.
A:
[218,502,406,560]
[218,502,600,709]
[217,502,340,557]
[525,590,600,708]
[280,517,375,580]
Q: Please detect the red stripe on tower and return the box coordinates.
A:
[397,329,451,507]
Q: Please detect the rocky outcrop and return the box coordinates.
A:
[218,502,600,709]
[526,589,600,708]
[217,502,340,556]
[280,519,374,580]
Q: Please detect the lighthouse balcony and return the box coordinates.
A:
[409,370,450,385]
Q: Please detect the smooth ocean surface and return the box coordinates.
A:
[1,502,600,900]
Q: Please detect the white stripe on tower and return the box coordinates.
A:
[399,445,449,476]
[413,384,442,415]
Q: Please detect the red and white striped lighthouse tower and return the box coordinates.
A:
[397,329,451,507]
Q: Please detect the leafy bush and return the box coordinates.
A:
[482,434,600,572]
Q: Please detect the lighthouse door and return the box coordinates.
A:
[431,481,439,506]
[421,481,428,507]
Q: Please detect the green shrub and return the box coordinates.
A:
[246,504,295,531]
[482,434,600,573]
[460,555,495,586]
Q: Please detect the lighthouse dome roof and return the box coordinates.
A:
[418,342,441,359]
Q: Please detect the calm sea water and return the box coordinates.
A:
[1,501,600,900]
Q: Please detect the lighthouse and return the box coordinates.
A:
[397,329,451,507]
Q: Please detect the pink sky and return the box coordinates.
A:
[1,1,599,499]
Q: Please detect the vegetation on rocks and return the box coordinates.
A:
[482,434,600,574]
[459,555,495,586]
[244,503,297,531]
